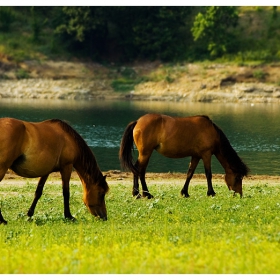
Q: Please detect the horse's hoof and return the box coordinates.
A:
[134,193,142,199]
[181,191,190,198]
[27,210,34,217]
[207,192,216,197]
[0,220,7,225]
[65,216,76,221]
[143,193,153,199]
[233,192,242,198]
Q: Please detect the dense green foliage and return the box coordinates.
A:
[1,178,280,273]
[55,6,193,61]
[0,7,15,32]
[0,6,280,63]
[192,7,239,57]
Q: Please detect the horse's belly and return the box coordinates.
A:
[10,165,54,178]
[10,154,58,178]
[156,143,194,158]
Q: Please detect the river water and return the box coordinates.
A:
[1,98,280,175]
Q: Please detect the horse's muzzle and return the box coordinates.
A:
[88,205,107,221]
[96,213,107,221]
[233,191,242,198]
[94,210,107,221]
[237,192,243,198]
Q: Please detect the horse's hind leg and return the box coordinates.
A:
[140,173,153,199]
[132,161,141,198]
[138,155,153,199]
[181,157,200,197]
[27,175,49,217]
[133,155,153,199]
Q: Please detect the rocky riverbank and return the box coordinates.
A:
[0,78,116,100]
[1,60,280,103]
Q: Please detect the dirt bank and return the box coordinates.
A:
[1,170,278,200]
[1,60,280,102]
[2,170,280,188]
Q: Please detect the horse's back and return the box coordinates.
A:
[21,119,78,169]
[134,114,219,158]
[0,118,27,156]
[135,114,215,137]
[0,118,77,178]
[0,117,26,134]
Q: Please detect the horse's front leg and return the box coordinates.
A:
[0,167,8,224]
[136,153,153,199]
[133,158,153,199]
[0,171,7,224]
[181,157,200,197]
[203,155,216,197]
[27,175,49,217]
[205,168,215,196]
[61,165,75,220]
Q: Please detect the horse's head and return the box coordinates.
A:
[225,173,243,197]
[83,175,109,220]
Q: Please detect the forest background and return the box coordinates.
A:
[1,6,279,62]
[1,6,280,98]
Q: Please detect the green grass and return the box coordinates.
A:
[110,66,149,93]
[1,179,280,273]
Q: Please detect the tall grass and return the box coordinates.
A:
[1,178,280,273]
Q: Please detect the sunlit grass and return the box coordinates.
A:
[1,179,280,273]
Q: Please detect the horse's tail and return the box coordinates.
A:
[213,122,250,177]
[119,121,139,175]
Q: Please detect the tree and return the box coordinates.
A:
[0,7,15,32]
[56,7,193,61]
[55,7,108,59]
[119,7,192,60]
[191,6,239,57]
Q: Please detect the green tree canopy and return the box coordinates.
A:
[191,6,239,57]
[56,6,193,61]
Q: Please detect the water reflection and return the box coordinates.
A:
[1,98,280,175]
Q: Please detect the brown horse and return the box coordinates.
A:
[119,113,249,199]
[0,118,109,225]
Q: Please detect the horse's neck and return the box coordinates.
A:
[215,152,233,175]
[74,158,103,186]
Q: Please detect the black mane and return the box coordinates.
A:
[49,119,106,187]
[213,122,250,177]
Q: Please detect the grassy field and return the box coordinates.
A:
[0,172,280,274]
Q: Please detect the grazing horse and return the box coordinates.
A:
[0,118,109,225]
[119,114,249,199]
